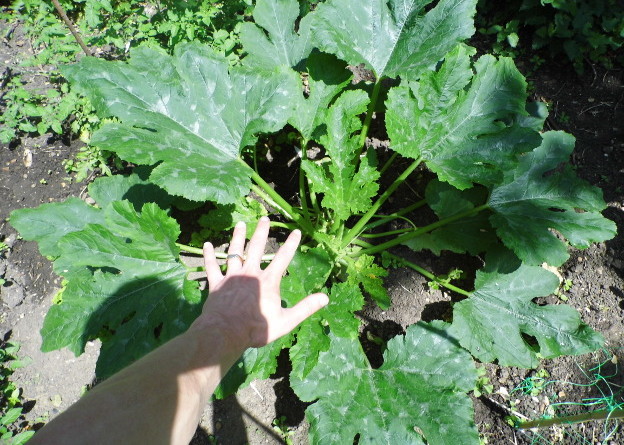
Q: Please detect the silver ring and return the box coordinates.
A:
[226,253,244,263]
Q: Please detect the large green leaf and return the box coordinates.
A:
[488,131,617,266]
[9,198,103,258]
[241,0,313,69]
[311,0,477,79]
[216,247,333,397]
[386,47,540,189]
[347,254,390,309]
[63,43,300,204]
[288,51,352,142]
[450,263,604,368]
[41,201,201,377]
[292,321,479,445]
[405,180,497,255]
[301,90,380,222]
[87,167,174,211]
[290,282,364,379]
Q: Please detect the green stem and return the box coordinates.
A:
[185,266,205,273]
[252,185,293,220]
[363,200,427,232]
[176,243,275,262]
[356,79,383,158]
[355,204,490,256]
[298,138,312,225]
[379,152,398,176]
[341,158,422,249]
[391,253,471,297]
[249,169,299,222]
[517,409,624,430]
[350,239,470,296]
[360,227,415,238]
[177,243,203,255]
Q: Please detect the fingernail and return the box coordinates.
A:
[318,294,329,307]
[260,216,270,222]
[235,221,245,228]
[203,242,212,249]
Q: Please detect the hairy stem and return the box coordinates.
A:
[355,204,490,256]
[341,157,422,249]
[298,138,313,225]
[51,0,92,56]
[363,200,426,232]
[356,79,383,158]
[176,243,275,262]
[390,253,471,297]
[350,240,471,296]
[360,227,415,238]
[379,152,398,176]
[517,409,624,430]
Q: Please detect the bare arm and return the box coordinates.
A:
[29,217,328,445]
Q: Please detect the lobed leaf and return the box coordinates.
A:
[302,90,380,222]
[290,282,364,379]
[63,43,300,204]
[292,321,479,445]
[41,201,201,377]
[311,0,477,80]
[488,131,617,266]
[241,0,314,69]
[387,47,541,189]
[10,198,104,258]
[288,51,352,142]
[347,254,390,309]
[87,167,174,211]
[450,261,604,368]
[405,180,497,255]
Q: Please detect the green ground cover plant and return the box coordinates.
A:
[1,0,252,176]
[0,342,34,445]
[477,0,624,72]
[9,0,617,442]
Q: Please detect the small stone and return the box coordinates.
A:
[85,197,96,205]
[588,97,595,102]
[215,421,222,431]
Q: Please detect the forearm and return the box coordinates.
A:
[29,322,244,445]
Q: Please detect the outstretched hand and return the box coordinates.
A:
[195,217,329,350]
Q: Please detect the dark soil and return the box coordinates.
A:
[1,15,623,445]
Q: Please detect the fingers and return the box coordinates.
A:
[245,216,270,267]
[265,229,301,277]
[226,221,247,275]
[203,242,223,291]
[277,293,329,337]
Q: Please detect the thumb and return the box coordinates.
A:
[280,293,329,335]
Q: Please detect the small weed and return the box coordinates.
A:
[272,416,295,445]
[558,111,571,125]
[474,367,494,398]
[514,368,551,396]
[0,341,34,444]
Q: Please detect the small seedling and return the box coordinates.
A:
[272,416,295,445]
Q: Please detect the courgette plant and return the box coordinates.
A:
[10,0,617,442]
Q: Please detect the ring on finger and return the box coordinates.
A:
[226,253,245,263]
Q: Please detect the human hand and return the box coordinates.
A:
[195,217,329,350]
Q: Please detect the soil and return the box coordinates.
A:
[1,16,624,445]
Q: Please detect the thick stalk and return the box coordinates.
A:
[298,138,314,225]
[379,152,398,176]
[356,79,383,158]
[251,185,293,220]
[341,157,422,249]
[176,243,275,262]
[360,227,415,238]
[517,409,624,430]
[356,204,490,256]
[363,200,427,232]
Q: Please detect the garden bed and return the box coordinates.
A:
[1,10,624,445]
